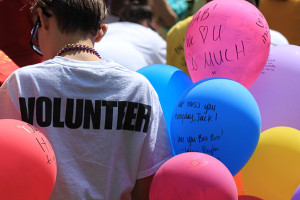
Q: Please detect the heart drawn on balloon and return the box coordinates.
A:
[199,26,209,44]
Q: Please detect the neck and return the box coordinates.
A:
[50,31,101,61]
[57,43,101,61]
[62,52,101,61]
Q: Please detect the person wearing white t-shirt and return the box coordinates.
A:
[0,0,173,199]
[95,1,167,71]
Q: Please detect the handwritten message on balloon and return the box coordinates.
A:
[16,123,56,165]
[249,45,300,132]
[184,0,270,88]
[260,58,276,75]
[173,101,223,160]
[0,119,57,200]
[170,78,261,175]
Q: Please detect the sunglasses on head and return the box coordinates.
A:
[29,8,52,56]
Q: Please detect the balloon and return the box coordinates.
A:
[242,126,300,200]
[238,195,262,200]
[234,171,246,195]
[137,64,193,133]
[184,0,270,88]
[149,152,238,200]
[0,50,19,85]
[170,78,261,176]
[249,45,300,132]
[292,185,300,200]
[0,119,57,200]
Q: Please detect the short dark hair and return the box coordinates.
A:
[120,0,153,25]
[32,0,107,36]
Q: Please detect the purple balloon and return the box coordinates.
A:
[292,185,300,200]
[249,45,300,132]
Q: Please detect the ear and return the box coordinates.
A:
[37,8,50,31]
[95,24,108,42]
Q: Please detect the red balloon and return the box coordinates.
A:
[150,152,238,200]
[0,119,57,200]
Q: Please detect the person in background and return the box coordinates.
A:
[167,0,189,21]
[104,0,126,23]
[0,0,173,199]
[105,0,178,36]
[95,0,167,71]
[166,0,289,76]
[149,0,178,38]
[150,0,178,28]
[0,0,44,67]
[166,14,193,75]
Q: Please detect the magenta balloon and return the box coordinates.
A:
[249,45,300,132]
[238,195,263,200]
[184,0,270,88]
[149,152,238,200]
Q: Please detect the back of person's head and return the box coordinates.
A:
[105,0,126,17]
[120,0,153,26]
[31,0,107,36]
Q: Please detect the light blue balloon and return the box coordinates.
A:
[137,64,193,133]
[170,78,261,176]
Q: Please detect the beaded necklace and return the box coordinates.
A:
[56,44,101,59]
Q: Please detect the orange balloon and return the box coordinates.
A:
[234,171,246,195]
[0,119,57,200]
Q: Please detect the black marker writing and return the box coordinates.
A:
[203,40,245,68]
[235,40,245,60]
[213,25,222,42]
[186,35,195,48]
[205,52,214,68]
[191,56,199,71]
[201,8,210,21]
[256,18,264,28]
[199,26,208,44]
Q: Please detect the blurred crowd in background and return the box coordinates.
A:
[0,0,299,82]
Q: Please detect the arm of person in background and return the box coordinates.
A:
[150,0,178,28]
[131,175,154,200]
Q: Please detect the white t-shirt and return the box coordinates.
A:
[0,57,173,200]
[95,22,167,71]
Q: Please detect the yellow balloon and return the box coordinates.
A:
[241,126,300,200]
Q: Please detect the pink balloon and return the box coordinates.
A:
[149,152,238,200]
[185,0,270,88]
[249,45,300,132]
